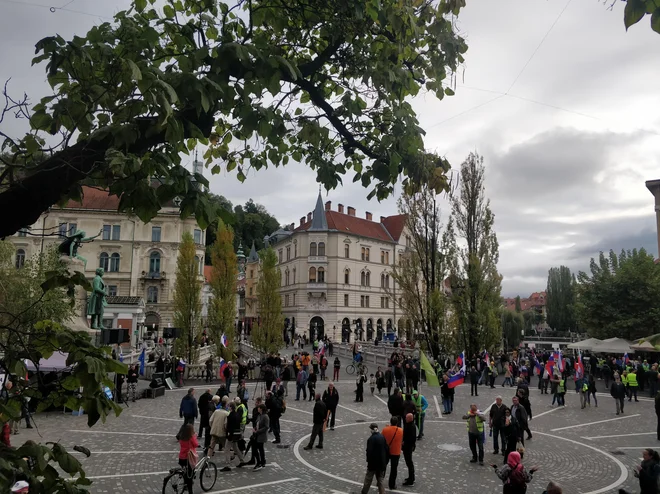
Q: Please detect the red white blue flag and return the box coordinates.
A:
[448,351,466,389]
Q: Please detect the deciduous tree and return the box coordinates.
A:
[0,0,468,238]
[500,309,524,350]
[252,247,283,354]
[546,265,577,332]
[173,232,203,363]
[445,152,502,357]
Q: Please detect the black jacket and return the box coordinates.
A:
[638,458,660,494]
[469,369,479,384]
[365,432,388,472]
[388,394,404,418]
[402,421,417,451]
[611,382,626,399]
[227,410,242,438]
[198,391,212,421]
[312,400,328,425]
[322,388,339,409]
[179,394,197,418]
[655,392,660,416]
[489,403,508,427]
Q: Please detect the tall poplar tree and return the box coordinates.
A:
[208,220,237,358]
[445,152,502,356]
[546,266,577,332]
[173,232,202,364]
[253,247,283,354]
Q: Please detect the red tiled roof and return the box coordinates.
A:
[295,210,406,243]
[504,292,547,312]
[65,187,121,210]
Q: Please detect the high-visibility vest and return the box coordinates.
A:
[465,412,484,432]
[621,374,629,385]
[628,373,638,387]
[558,380,565,393]
[237,403,248,425]
[412,395,423,415]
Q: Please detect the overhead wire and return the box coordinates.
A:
[0,0,112,19]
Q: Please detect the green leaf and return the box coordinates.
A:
[163,4,175,18]
[624,0,647,29]
[126,59,142,81]
[30,111,53,131]
[135,0,147,12]
[652,8,660,33]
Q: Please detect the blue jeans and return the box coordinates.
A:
[418,413,425,436]
[442,398,452,413]
[296,384,307,400]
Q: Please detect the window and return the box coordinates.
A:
[152,226,161,242]
[344,269,350,285]
[292,293,296,306]
[59,222,68,237]
[285,294,289,307]
[381,251,389,264]
[249,287,253,296]
[365,296,370,307]
[365,248,370,261]
[17,228,27,237]
[361,295,365,308]
[99,252,109,270]
[317,267,325,283]
[344,294,349,307]
[294,243,297,257]
[108,285,118,297]
[68,223,77,235]
[381,297,390,309]
[381,273,389,288]
[361,271,370,287]
[112,225,121,240]
[361,247,370,261]
[278,250,283,263]
[285,270,289,286]
[292,268,296,284]
[399,297,403,307]
[109,253,120,272]
[250,270,254,278]
[149,251,161,273]
[102,225,111,240]
[193,229,202,244]
[345,244,349,258]
[147,286,159,303]
[309,267,317,283]
[286,246,290,261]
[194,256,202,275]
[318,242,325,256]
[361,295,370,308]
[15,249,25,269]
[381,273,385,287]
[309,242,317,256]
[385,275,390,288]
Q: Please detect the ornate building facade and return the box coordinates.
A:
[9,186,206,338]
[267,192,410,343]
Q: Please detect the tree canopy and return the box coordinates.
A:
[576,248,660,341]
[546,265,577,332]
[0,0,468,238]
[621,0,660,33]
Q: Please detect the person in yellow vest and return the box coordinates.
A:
[622,370,630,400]
[628,369,639,402]
[462,403,486,465]
[411,390,428,440]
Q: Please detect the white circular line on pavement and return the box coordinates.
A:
[293,421,628,494]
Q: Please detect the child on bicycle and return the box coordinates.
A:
[178,423,198,493]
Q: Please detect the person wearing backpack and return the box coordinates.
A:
[492,451,537,494]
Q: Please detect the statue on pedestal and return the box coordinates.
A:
[88,268,108,329]
[57,229,103,269]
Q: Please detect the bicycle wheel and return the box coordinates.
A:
[162,471,186,494]
[199,460,218,492]
[361,365,368,375]
[346,364,355,375]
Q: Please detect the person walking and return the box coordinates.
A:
[492,451,537,494]
[224,402,245,471]
[236,380,249,405]
[463,403,486,465]
[177,388,197,439]
[611,375,627,415]
[303,393,327,450]
[197,388,212,440]
[411,390,428,440]
[501,408,520,463]
[208,396,229,457]
[470,366,480,397]
[127,364,138,402]
[265,390,283,444]
[401,413,417,486]
[440,374,454,414]
[502,364,513,387]
[322,383,340,431]
[628,369,640,402]
[252,404,269,470]
[177,423,198,494]
[361,423,388,494]
[587,374,598,407]
[296,367,308,401]
[388,388,405,427]
[307,369,317,402]
[382,416,403,490]
[333,357,341,381]
[490,396,508,455]
[355,372,367,402]
[510,396,529,446]
[375,367,385,394]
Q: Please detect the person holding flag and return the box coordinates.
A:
[448,351,466,390]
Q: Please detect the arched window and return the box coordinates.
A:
[366,272,371,286]
[149,251,161,273]
[361,271,366,286]
[318,242,325,256]
[381,273,385,287]
[147,286,158,303]
[309,267,317,283]
[15,249,25,269]
[309,242,317,256]
[194,256,201,275]
[109,253,120,272]
[385,275,390,288]
[344,269,350,285]
[318,267,325,283]
[293,267,296,284]
[344,244,349,258]
[99,252,109,271]
[285,269,290,286]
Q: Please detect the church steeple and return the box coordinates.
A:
[309,188,328,231]
[247,240,259,263]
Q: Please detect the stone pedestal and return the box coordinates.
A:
[60,257,100,341]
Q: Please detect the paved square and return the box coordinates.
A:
[11,359,658,494]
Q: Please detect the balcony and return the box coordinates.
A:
[306,281,327,299]
[307,256,328,264]
[141,271,166,280]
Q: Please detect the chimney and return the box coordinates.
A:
[300,216,305,226]
[338,204,344,214]
[380,216,386,223]
[325,201,331,211]
[365,211,372,221]
[347,206,356,217]
[307,212,312,222]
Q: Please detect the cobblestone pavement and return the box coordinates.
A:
[9,352,658,493]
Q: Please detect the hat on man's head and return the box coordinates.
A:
[412,390,418,395]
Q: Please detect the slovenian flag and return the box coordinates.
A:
[623,352,630,365]
[484,350,491,369]
[545,353,555,377]
[574,352,584,378]
[448,351,466,389]
[219,357,227,378]
[220,334,228,348]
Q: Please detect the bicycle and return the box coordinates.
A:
[162,452,218,493]
[346,362,368,376]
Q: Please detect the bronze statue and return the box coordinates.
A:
[88,267,107,329]
[57,229,102,269]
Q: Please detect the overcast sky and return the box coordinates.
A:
[1,0,660,297]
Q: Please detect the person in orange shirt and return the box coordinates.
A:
[302,353,311,371]
[381,416,403,490]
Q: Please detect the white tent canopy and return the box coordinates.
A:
[590,338,633,354]
[567,338,602,351]
[25,352,70,372]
